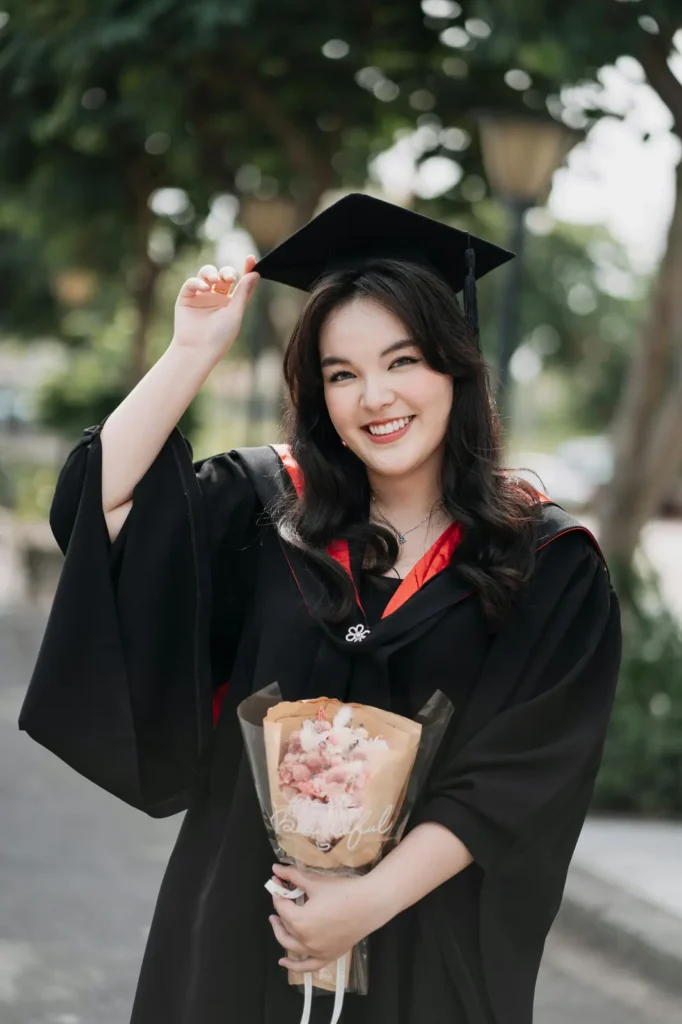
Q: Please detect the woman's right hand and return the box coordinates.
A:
[170,255,260,361]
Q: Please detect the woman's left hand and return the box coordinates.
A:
[269,863,392,973]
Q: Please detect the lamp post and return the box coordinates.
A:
[238,195,299,442]
[52,269,98,306]
[477,113,579,423]
[239,195,299,253]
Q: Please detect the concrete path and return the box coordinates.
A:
[574,819,682,918]
[2,513,682,619]
[1,609,680,1022]
[558,818,682,999]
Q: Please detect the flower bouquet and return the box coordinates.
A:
[237,684,453,1018]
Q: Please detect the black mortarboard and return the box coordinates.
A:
[252,192,515,340]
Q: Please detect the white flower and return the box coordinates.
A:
[333,706,353,729]
[299,719,325,751]
[345,623,370,642]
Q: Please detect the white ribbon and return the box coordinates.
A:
[265,878,306,902]
[329,955,345,1024]
[265,878,347,1024]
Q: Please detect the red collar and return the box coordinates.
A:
[274,444,467,619]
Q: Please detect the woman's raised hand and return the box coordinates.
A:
[171,255,260,361]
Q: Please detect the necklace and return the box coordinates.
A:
[371,497,445,544]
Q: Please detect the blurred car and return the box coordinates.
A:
[556,436,612,489]
[511,451,593,510]
[511,436,682,517]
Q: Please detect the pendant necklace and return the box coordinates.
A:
[371,497,445,544]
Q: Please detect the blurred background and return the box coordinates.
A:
[1,2,682,1023]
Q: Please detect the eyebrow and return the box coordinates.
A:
[320,338,417,369]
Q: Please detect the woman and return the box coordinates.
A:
[20,195,622,1024]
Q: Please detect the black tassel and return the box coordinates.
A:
[463,237,479,342]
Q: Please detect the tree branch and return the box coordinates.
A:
[598,158,682,565]
[638,33,682,134]
[227,57,334,206]
[635,374,682,526]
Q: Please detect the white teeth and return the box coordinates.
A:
[367,416,412,436]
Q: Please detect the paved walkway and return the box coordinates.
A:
[1,610,681,1023]
[2,513,682,618]
[559,818,682,998]
[574,818,682,918]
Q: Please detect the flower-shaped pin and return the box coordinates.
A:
[345,623,370,643]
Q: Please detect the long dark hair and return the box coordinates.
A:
[276,257,543,630]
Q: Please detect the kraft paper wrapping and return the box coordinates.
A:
[288,949,353,994]
[264,697,422,992]
[264,697,422,870]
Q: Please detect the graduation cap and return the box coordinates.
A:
[252,192,515,340]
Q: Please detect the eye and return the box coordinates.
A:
[389,355,420,369]
[325,355,420,384]
[326,369,355,384]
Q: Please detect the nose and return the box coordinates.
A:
[360,373,396,414]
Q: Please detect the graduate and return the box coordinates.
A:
[19,193,622,1024]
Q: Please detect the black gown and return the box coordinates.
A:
[19,424,622,1024]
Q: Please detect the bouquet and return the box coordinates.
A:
[237,685,453,1021]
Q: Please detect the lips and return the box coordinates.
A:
[363,415,415,445]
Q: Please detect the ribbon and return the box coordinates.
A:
[265,878,348,1024]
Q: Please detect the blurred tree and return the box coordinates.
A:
[0,0,555,389]
[0,1,214,388]
[592,564,682,815]
[0,231,62,339]
[467,203,646,431]
[476,0,682,586]
[0,0,668,509]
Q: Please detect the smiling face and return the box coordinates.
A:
[319,297,453,481]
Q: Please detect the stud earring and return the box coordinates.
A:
[341,440,348,447]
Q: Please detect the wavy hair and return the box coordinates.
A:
[275,257,543,629]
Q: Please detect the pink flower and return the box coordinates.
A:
[304,753,325,772]
[278,704,389,812]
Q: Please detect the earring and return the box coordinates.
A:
[341,440,348,447]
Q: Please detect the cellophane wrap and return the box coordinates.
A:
[237,684,454,998]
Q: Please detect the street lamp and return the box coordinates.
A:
[52,269,98,306]
[238,195,299,443]
[477,112,579,422]
[239,195,299,253]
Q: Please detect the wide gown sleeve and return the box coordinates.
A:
[413,529,622,872]
[18,421,260,817]
[410,531,622,1024]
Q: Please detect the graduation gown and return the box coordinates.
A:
[18,423,622,1024]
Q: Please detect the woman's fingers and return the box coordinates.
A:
[177,260,257,307]
[178,276,211,298]
[270,901,303,937]
[278,955,331,974]
[197,264,219,285]
[271,894,306,938]
[270,915,330,971]
[269,915,310,958]
[272,863,315,894]
[214,266,236,294]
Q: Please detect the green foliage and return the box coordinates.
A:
[31,293,202,440]
[441,200,646,431]
[594,566,682,815]
[0,0,675,456]
[0,230,62,338]
[10,461,58,522]
[2,0,666,382]
[35,359,200,441]
[519,225,645,430]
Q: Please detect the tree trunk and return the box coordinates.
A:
[598,160,682,576]
[127,251,160,391]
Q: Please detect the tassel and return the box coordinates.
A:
[463,237,479,342]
